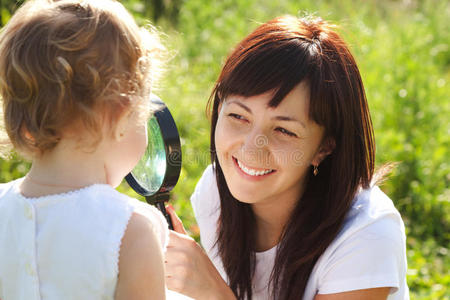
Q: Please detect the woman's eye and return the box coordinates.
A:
[276,127,297,137]
[228,113,247,121]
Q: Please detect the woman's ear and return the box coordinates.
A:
[311,137,335,166]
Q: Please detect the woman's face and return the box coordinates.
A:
[215,81,328,206]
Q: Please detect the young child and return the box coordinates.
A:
[0,0,168,299]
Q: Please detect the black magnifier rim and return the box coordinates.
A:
[125,95,182,197]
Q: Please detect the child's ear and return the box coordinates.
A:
[22,127,35,142]
[311,137,335,166]
[113,108,131,141]
[20,125,36,145]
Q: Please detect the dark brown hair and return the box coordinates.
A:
[208,15,375,299]
[0,0,164,157]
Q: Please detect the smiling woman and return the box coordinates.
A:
[164,14,408,300]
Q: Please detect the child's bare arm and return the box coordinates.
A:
[115,212,166,300]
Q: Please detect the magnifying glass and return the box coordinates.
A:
[125,94,182,230]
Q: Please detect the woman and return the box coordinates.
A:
[165,15,408,300]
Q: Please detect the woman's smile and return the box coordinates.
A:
[233,156,276,180]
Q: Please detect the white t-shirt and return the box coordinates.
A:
[0,178,169,300]
[191,165,409,300]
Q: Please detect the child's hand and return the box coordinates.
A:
[165,206,236,300]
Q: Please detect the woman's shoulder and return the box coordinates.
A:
[353,185,400,216]
[347,186,404,232]
[316,185,407,272]
[332,185,406,248]
[310,186,408,297]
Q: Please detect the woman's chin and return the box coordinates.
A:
[228,188,264,205]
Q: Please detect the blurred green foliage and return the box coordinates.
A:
[0,0,448,298]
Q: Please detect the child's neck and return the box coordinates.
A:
[20,139,109,198]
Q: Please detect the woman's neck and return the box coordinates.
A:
[251,181,305,252]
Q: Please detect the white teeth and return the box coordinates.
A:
[236,159,273,176]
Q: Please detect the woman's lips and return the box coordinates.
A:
[232,156,276,180]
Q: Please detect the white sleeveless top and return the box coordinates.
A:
[0,178,169,300]
[191,165,409,300]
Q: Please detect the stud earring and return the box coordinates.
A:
[313,165,319,176]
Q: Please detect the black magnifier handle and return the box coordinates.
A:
[155,202,174,230]
[146,193,174,230]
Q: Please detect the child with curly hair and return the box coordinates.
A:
[0,1,168,299]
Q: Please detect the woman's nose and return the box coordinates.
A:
[240,128,271,165]
[242,127,269,150]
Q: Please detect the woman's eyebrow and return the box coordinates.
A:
[272,115,307,129]
[228,100,252,113]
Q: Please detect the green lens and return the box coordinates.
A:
[131,116,166,194]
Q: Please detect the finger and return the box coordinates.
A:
[164,245,189,263]
[167,230,181,247]
[164,261,179,278]
[165,267,192,296]
[166,205,187,234]
[166,276,184,294]
[167,231,196,250]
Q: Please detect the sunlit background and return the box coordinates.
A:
[0,0,448,298]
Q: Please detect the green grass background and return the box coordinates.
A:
[1,0,449,298]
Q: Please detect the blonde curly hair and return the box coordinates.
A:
[0,0,164,158]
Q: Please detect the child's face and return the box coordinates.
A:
[214,81,326,207]
[104,110,148,187]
